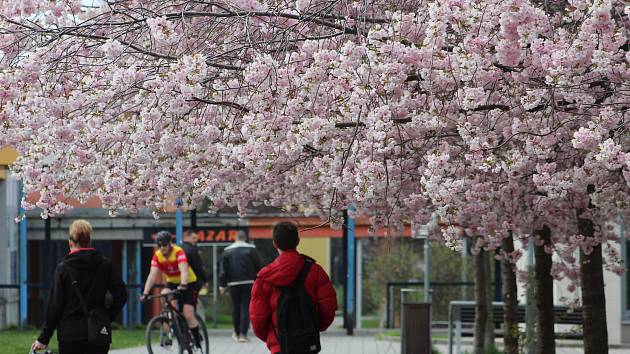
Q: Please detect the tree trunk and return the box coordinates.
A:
[577,208,608,354]
[484,252,495,348]
[474,243,487,354]
[534,225,555,354]
[502,233,519,354]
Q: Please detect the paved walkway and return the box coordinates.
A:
[110,331,400,354]
[110,330,630,354]
[431,343,630,354]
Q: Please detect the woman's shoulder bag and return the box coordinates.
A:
[63,262,112,346]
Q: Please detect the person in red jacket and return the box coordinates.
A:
[250,221,337,354]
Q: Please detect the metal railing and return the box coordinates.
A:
[386,281,482,328]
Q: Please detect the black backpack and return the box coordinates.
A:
[275,258,321,354]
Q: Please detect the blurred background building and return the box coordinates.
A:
[0,146,19,328]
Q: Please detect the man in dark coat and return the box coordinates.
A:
[181,230,207,287]
[219,230,262,342]
[31,219,127,354]
[181,229,208,320]
[250,222,337,354]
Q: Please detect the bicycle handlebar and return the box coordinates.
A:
[143,289,183,302]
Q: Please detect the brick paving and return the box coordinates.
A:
[431,343,629,354]
[109,329,630,354]
[110,330,399,354]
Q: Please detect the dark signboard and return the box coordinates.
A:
[143,226,248,245]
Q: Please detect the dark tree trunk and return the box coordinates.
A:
[534,225,555,354]
[576,208,608,354]
[484,252,495,348]
[474,242,488,354]
[502,233,519,354]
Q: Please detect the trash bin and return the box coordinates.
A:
[401,288,431,354]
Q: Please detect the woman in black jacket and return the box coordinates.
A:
[31,219,127,354]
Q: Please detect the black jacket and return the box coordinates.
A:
[181,242,207,284]
[37,249,127,344]
[219,241,262,287]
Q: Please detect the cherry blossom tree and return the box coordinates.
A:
[234,2,628,352]
[0,1,628,353]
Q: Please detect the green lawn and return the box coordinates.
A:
[376,330,449,341]
[0,329,146,354]
[362,317,381,328]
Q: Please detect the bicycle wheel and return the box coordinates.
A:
[180,314,209,354]
[146,315,184,354]
[195,314,209,354]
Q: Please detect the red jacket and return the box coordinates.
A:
[250,250,337,354]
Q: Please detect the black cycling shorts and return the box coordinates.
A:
[166,282,199,307]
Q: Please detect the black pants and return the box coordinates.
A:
[229,283,253,336]
[59,340,109,354]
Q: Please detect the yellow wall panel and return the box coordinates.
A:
[0,167,5,180]
[0,146,18,165]
[297,237,330,275]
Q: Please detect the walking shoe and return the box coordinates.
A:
[238,335,249,343]
[232,332,239,342]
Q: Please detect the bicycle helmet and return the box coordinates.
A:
[156,231,173,246]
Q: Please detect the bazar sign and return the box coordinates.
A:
[143,227,248,245]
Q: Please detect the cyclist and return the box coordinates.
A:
[141,231,202,348]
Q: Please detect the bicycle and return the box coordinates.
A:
[144,290,209,354]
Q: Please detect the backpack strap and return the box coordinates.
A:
[292,258,313,288]
[62,262,90,317]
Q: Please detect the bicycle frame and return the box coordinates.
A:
[149,292,195,351]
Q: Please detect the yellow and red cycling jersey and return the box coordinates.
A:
[151,245,197,284]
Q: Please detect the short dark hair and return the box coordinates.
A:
[272,222,299,250]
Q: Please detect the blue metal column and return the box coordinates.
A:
[175,198,183,244]
[135,240,142,325]
[345,207,356,335]
[122,240,129,327]
[18,180,28,329]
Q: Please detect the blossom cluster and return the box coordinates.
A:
[0,0,628,295]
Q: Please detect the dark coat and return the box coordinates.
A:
[219,241,262,287]
[250,249,337,354]
[37,249,127,344]
[181,241,207,285]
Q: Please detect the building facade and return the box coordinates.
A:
[22,202,412,326]
[0,147,19,328]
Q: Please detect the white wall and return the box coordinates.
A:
[0,177,19,328]
[604,239,622,345]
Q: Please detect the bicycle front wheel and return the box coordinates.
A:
[146,315,184,354]
[195,314,209,354]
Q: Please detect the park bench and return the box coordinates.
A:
[447,300,583,354]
